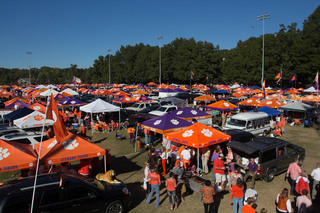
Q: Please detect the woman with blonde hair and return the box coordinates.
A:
[275,188,292,213]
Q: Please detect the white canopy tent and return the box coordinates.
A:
[46,84,57,89]
[304,86,317,93]
[40,89,59,97]
[13,111,54,129]
[80,99,121,135]
[61,88,79,96]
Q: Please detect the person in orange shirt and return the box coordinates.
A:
[46,127,54,138]
[241,197,256,213]
[230,178,244,213]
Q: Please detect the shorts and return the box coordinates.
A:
[215,173,226,183]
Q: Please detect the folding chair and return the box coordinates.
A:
[115,130,122,140]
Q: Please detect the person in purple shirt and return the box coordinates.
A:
[243,158,258,189]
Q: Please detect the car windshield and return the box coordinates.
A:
[227,119,246,127]
[132,103,140,108]
[156,106,166,112]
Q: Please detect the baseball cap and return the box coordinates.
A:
[219,153,224,157]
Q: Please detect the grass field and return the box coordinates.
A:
[1,124,319,212]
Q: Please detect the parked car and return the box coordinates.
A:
[228,137,305,182]
[224,129,255,143]
[125,102,152,113]
[224,112,271,136]
[148,105,178,116]
[131,105,159,123]
[0,172,131,213]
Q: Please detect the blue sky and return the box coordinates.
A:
[0,0,319,69]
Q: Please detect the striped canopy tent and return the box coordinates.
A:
[259,99,286,109]
[54,93,68,102]
[5,99,30,109]
[0,140,37,172]
[206,100,239,111]
[238,97,262,107]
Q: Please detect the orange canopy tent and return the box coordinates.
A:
[131,90,149,95]
[29,103,47,114]
[238,97,262,107]
[251,89,262,94]
[113,91,131,96]
[301,95,320,103]
[0,140,37,172]
[164,123,230,169]
[34,133,106,166]
[260,99,285,108]
[98,90,113,96]
[206,100,239,111]
[147,82,157,86]
[194,95,216,102]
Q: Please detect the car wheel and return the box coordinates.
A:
[264,168,275,182]
[105,200,124,213]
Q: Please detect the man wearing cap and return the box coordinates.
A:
[244,158,258,189]
[214,153,226,190]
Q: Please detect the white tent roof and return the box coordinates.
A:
[46,84,57,89]
[13,111,54,129]
[230,84,240,89]
[40,89,59,97]
[61,88,79,96]
[80,98,120,113]
[35,85,46,89]
[278,101,314,112]
[304,86,317,93]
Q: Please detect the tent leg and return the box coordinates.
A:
[135,126,138,152]
[197,148,199,174]
[104,155,107,173]
[118,110,121,130]
[91,113,93,137]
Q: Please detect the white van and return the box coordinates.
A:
[223,112,271,136]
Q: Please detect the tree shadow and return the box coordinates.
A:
[111,156,142,175]
[92,137,107,144]
[126,182,146,210]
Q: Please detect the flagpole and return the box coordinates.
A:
[295,74,297,89]
[30,93,51,213]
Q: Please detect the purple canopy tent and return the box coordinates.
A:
[54,93,68,102]
[57,97,85,107]
[168,107,212,125]
[5,99,30,109]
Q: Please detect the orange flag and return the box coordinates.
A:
[47,95,68,142]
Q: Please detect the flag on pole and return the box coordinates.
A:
[190,71,195,80]
[262,79,265,90]
[315,72,319,90]
[206,76,209,80]
[47,95,68,143]
[289,73,296,83]
[73,76,82,84]
[275,65,282,80]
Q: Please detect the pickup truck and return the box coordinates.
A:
[125,102,152,112]
[228,137,305,182]
[148,105,178,116]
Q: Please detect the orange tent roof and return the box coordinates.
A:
[114,91,131,96]
[232,90,250,97]
[252,93,265,99]
[238,97,262,107]
[206,100,239,111]
[285,89,300,94]
[301,95,320,103]
[131,90,149,95]
[29,103,47,114]
[61,92,73,97]
[251,89,262,94]
[147,82,157,86]
[260,99,285,108]
[164,123,231,148]
[98,90,113,96]
[5,97,29,106]
[0,140,37,172]
[194,95,216,102]
[34,133,106,165]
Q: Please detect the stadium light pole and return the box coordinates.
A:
[107,49,111,84]
[156,35,163,85]
[257,14,270,88]
[26,51,32,85]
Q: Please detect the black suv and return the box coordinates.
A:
[229,137,305,182]
[0,172,131,213]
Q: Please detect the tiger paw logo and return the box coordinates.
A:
[0,147,10,161]
[201,129,212,137]
[154,120,162,125]
[63,139,79,150]
[170,119,179,125]
[182,129,194,137]
[34,114,44,121]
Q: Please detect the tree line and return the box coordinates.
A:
[1,6,319,88]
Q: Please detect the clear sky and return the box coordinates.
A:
[0,0,319,69]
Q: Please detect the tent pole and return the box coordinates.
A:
[91,113,93,137]
[118,109,121,130]
[104,155,107,173]
[135,125,138,152]
[197,148,199,174]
